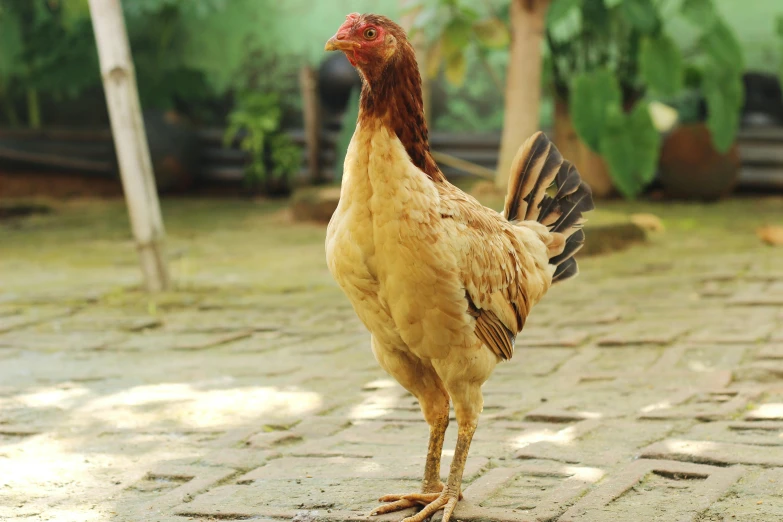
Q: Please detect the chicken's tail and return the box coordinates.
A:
[503,131,595,283]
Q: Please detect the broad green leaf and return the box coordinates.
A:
[702,65,744,153]
[569,69,621,152]
[0,8,24,79]
[599,102,661,199]
[778,16,783,95]
[444,51,467,86]
[473,17,509,49]
[604,0,625,6]
[700,20,744,72]
[60,0,90,31]
[458,6,480,22]
[547,1,582,43]
[639,33,683,98]
[620,0,659,34]
[442,17,473,55]
[582,0,611,31]
[547,0,581,25]
[681,0,717,30]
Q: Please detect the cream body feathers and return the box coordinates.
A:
[326,121,555,383]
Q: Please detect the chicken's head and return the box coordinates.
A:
[324,13,408,81]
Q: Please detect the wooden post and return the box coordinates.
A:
[299,65,323,183]
[88,0,169,291]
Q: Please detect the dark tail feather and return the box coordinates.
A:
[550,229,585,266]
[503,132,594,284]
[504,132,562,222]
[552,257,578,283]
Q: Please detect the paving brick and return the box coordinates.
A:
[734,360,783,382]
[686,323,773,344]
[0,307,75,333]
[697,468,783,521]
[174,478,420,518]
[640,438,783,467]
[515,420,678,467]
[745,401,783,421]
[48,310,162,332]
[638,389,761,421]
[464,461,604,522]
[115,330,252,351]
[729,291,783,306]
[684,421,783,447]
[3,200,783,521]
[559,459,743,522]
[236,454,487,483]
[514,327,591,348]
[125,464,238,518]
[597,323,690,346]
[0,331,126,351]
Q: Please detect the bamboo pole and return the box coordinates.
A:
[88,0,169,291]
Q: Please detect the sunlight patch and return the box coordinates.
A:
[15,386,90,408]
[513,425,579,449]
[79,383,322,429]
[350,389,399,420]
[563,465,605,483]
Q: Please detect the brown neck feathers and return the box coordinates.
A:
[357,39,444,182]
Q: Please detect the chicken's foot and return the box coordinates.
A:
[396,419,477,522]
[370,409,450,516]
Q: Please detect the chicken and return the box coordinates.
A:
[324,13,594,522]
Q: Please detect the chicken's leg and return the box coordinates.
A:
[369,342,453,517]
[371,407,450,515]
[395,418,477,522]
[391,373,483,522]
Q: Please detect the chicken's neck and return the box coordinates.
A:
[358,52,444,183]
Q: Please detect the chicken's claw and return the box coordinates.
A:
[370,487,463,521]
[370,497,417,516]
[399,490,459,522]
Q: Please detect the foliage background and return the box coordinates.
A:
[0,0,779,131]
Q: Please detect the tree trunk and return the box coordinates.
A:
[88,0,169,292]
[299,65,323,183]
[495,0,549,191]
[401,0,431,126]
[26,88,41,129]
[552,97,614,198]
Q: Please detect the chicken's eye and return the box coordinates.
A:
[363,27,377,40]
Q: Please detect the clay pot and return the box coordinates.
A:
[658,123,740,201]
[143,110,199,193]
[318,53,361,113]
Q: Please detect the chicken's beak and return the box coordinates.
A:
[325,35,359,52]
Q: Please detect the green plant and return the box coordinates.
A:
[0,0,291,127]
[223,92,300,192]
[0,0,98,127]
[407,0,509,86]
[433,46,507,132]
[777,15,783,91]
[546,0,745,199]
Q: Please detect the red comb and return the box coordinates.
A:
[337,12,361,33]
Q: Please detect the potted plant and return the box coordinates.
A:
[224,91,301,197]
[546,0,745,200]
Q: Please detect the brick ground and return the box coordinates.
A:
[1,198,782,521]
